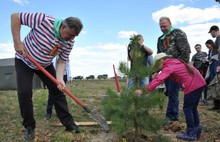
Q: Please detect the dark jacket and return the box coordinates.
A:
[157,29,191,63]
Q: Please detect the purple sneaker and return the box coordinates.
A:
[196,125,203,140]
[176,129,197,141]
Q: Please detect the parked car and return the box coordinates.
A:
[111,76,121,80]
[73,76,83,80]
[86,75,95,80]
[97,74,108,79]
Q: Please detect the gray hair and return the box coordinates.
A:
[63,17,83,36]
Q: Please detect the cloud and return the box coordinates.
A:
[12,0,29,6]
[69,42,127,77]
[0,41,128,77]
[152,4,220,25]
[151,4,220,59]
[80,30,87,35]
[4,4,220,78]
[0,43,15,59]
[180,23,217,55]
[117,31,138,38]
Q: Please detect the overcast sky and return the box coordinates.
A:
[1,0,220,78]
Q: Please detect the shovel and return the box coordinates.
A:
[26,54,110,131]
[113,64,120,93]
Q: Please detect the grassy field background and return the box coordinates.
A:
[0,79,220,142]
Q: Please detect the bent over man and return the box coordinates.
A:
[11,12,83,140]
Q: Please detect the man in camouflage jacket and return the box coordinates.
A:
[157,16,191,122]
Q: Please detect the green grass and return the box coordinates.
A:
[0,80,220,141]
[0,80,127,141]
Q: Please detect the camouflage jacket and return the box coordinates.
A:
[157,29,191,63]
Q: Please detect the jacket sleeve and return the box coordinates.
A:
[146,64,173,91]
[157,36,163,54]
[175,30,191,63]
[215,36,220,65]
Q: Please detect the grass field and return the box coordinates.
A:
[0,79,127,142]
[0,79,220,142]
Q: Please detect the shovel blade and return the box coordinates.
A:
[89,108,110,132]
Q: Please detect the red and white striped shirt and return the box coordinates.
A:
[16,12,74,69]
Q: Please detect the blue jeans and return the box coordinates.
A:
[165,79,180,121]
[128,77,149,88]
[183,86,204,129]
[209,60,218,82]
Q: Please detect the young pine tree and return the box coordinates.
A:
[103,35,167,142]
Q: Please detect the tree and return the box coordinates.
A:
[103,35,168,142]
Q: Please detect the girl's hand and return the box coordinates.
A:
[135,89,143,96]
[152,72,158,79]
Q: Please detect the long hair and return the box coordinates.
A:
[205,39,216,49]
[179,59,195,76]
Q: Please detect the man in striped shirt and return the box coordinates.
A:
[11,12,83,140]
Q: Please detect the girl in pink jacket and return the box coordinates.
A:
[135,53,206,141]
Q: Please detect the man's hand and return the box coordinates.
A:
[14,42,27,56]
[56,58,66,91]
[57,79,66,91]
[127,56,131,61]
[11,13,28,56]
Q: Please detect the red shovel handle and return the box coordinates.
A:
[113,64,120,93]
[26,54,86,108]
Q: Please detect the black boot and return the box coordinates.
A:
[65,124,80,133]
[24,126,35,140]
[44,113,52,120]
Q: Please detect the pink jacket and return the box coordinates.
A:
[147,58,206,95]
